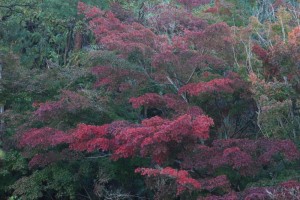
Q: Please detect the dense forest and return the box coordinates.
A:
[1,0,300,199]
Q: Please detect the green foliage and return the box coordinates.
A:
[0,0,112,68]
[0,151,28,196]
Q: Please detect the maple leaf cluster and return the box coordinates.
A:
[135,167,201,195]
[111,114,213,163]
[19,127,70,149]
[179,78,235,96]
[145,4,208,34]
[78,2,161,58]
[201,175,231,192]
[288,26,300,46]
[252,44,279,79]
[33,90,90,121]
[180,138,300,176]
[68,123,110,152]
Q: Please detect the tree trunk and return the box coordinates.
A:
[74,31,83,51]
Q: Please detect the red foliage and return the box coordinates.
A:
[146,22,233,84]
[201,175,231,192]
[19,127,71,149]
[180,139,300,176]
[135,167,201,195]
[184,22,232,52]
[20,99,300,199]
[145,4,207,34]
[129,93,165,109]
[150,22,232,83]
[91,66,146,92]
[179,78,235,96]
[34,90,90,121]
[81,1,233,89]
[288,26,300,46]
[252,44,268,62]
[252,43,280,80]
[78,2,161,58]
[78,2,104,19]
[112,114,214,163]
[69,123,110,152]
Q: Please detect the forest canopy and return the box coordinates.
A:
[1,0,300,199]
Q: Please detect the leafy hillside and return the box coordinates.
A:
[1,0,300,199]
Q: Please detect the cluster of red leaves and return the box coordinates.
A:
[145,4,207,34]
[19,111,214,165]
[129,93,192,116]
[201,175,231,192]
[150,22,232,83]
[252,44,268,62]
[22,123,296,178]
[112,114,214,163]
[180,139,300,176]
[252,43,280,79]
[184,22,232,53]
[179,78,235,96]
[153,24,232,85]
[19,124,111,168]
[135,167,201,195]
[288,26,300,46]
[19,127,71,149]
[91,66,146,92]
[129,93,166,109]
[78,2,161,58]
[68,123,110,152]
[33,90,90,121]
[19,127,78,168]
